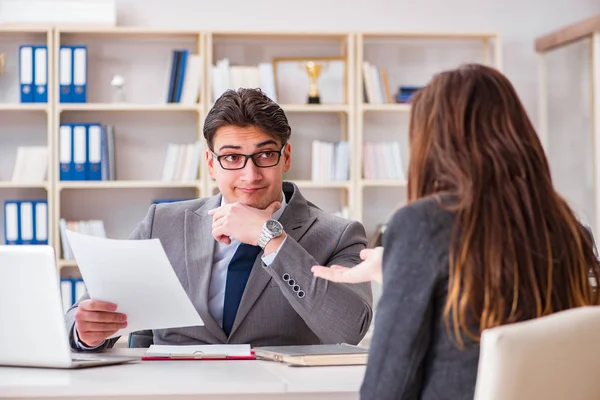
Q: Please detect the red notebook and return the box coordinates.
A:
[141,344,256,361]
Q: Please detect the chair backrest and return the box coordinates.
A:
[474,306,600,400]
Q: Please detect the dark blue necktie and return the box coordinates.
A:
[222,243,261,336]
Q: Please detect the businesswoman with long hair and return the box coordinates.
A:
[312,63,600,400]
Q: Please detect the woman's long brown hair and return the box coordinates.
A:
[407,63,600,346]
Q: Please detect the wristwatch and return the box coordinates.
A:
[257,219,284,249]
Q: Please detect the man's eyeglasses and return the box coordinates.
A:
[211,146,285,170]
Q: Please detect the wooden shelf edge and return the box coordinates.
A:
[58,103,202,112]
[57,181,202,190]
[535,14,600,53]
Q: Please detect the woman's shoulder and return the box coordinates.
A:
[388,193,456,231]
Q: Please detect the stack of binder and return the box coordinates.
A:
[59,123,116,181]
[60,278,86,312]
[19,45,48,103]
[59,45,87,103]
[3,200,48,245]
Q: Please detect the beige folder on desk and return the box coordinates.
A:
[254,344,368,367]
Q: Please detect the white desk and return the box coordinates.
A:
[0,349,365,400]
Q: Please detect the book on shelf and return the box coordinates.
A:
[3,200,48,245]
[165,50,203,105]
[153,198,193,204]
[311,140,349,181]
[59,218,106,260]
[59,123,116,181]
[362,61,389,104]
[211,58,277,102]
[11,146,48,183]
[363,141,405,181]
[161,141,202,182]
[395,86,423,103]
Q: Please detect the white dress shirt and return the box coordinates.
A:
[208,193,287,327]
[76,193,288,349]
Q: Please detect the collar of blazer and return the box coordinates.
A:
[182,181,318,341]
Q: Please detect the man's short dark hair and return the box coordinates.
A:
[203,88,291,150]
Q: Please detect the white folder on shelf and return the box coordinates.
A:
[72,125,87,180]
[33,46,47,102]
[4,202,19,245]
[59,46,72,103]
[19,46,33,103]
[34,201,48,245]
[19,202,34,245]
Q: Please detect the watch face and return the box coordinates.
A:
[266,220,283,235]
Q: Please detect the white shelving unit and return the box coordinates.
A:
[355,31,502,237]
[0,25,503,269]
[52,27,206,266]
[0,25,53,245]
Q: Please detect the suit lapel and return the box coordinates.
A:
[184,194,228,343]
[229,182,317,338]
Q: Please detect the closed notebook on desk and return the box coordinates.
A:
[142,344,255,361]
[254,344,368,366]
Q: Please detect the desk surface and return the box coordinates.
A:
[0,348,365,399]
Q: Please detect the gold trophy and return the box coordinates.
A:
[0,53,5,77]
[305,61,323,104]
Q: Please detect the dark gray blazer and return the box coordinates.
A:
[361,195,479,400]
[66,182,373,350]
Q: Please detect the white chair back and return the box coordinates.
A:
[474,306,600,400]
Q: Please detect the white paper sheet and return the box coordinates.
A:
[65,230,204,338]
[145,344,252,357]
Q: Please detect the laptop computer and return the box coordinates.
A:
[0,245,137,368]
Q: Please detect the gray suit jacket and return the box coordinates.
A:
[361,195,478,400]
[66,182,373,350]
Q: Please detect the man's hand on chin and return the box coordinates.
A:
[208,200,282,246]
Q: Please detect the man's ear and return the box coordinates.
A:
[283,143,291,172]
[206,149,215,179]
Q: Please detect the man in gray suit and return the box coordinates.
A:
[67,88,373,351]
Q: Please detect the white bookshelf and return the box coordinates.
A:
[355,31,502,238]
[0,181,49,189]
[0,103,50,111]
[0,25,54,247]
[0,25,503,268]
[51,27,206,265]
[360,179,407,188]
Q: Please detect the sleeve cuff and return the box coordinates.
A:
[73,326,105,350]
[261,236,288,266]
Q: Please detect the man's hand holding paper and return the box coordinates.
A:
[65,230,204,343]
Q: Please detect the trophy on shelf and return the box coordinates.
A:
[0,53,5,78]
[110,74,126,103]
[304,61,323,104]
